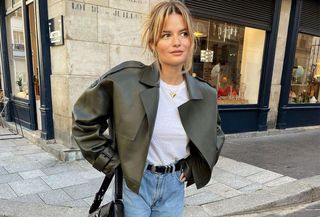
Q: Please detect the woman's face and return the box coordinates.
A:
[153,14,191,70]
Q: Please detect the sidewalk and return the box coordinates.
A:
[0,127,319,217]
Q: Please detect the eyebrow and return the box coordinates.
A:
[162,28,188,33]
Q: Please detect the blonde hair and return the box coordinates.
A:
[142,0,195,72]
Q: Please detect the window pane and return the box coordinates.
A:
[6,8,29,99]
[289,33,320,104]
[192,18,266,105]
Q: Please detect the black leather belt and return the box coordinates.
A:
[147,161,181,174]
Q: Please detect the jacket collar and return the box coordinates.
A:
[140,62,203,100]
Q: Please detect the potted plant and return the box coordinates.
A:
[16,76,23,92]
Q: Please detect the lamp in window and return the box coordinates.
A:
[200,21,213,63]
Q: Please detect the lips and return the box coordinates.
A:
[170,50,184,55]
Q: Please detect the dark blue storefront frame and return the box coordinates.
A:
[277,0,320,129]
[187,0,282,134]
[0,0,54,139]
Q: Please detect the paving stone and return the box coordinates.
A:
[63,182,99,200]
[238,183,266,193]
[25,152,57,163]
[10,194,44,204]
[41,163,84,175]
[16,145,41,151]
[211,168,253,189]
[0,155,27,167]
[41,171,88,189]
[0,152,14,159]
[38,189,73,205]
[15,149,43,155]
[56,199,89,208]
[185,184,207,197]
[216,157,264,177]
[0,173,22,184]
[0,166,8,175]
[247,170,283,184]
[184,206,210,217]
[80,169,104,180]
[9,178,51,196]
[185,191,224,206]
[0,183,17,199]
[4,161,44,173]
[0,146,16,153]
[264,176,296,187]
[83,196,95,205]
[19,169,47,179]
[75,160,92,170]
[204,182,242,199]
[83,194,112,206]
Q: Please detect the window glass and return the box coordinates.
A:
[192,18,266,105]
[6,8,29,99]
[289,33,320,104]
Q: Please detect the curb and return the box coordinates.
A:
[225,125,320,139]
[186,175,320,217]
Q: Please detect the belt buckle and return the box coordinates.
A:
[151,165,156,173]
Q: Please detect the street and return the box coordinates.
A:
[222,128,320,179]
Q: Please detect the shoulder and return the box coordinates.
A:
[89,61,146,88]
[101,61,146,79]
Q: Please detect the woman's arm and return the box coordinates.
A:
[72,79,119,176]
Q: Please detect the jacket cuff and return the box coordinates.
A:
[93,147,115,171]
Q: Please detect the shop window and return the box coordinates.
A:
[6,8,29,99]
[289,33,320,104]
[192,18,266,105]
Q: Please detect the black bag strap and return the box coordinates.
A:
[114,166,123,200]
[89,172,114,214]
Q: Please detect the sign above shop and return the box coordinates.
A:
[48,15,64,46]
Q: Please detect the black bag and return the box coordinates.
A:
[88,167,124,217]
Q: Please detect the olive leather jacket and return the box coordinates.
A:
[72,61,225,193]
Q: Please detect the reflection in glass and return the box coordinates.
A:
[6,8,29,99]
[192,18,265,105]
[289,33,320,104]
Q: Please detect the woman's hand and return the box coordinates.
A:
[179,172,187,182]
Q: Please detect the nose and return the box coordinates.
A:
[172,35,181,47]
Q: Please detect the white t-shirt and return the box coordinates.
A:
[147,79,190,165]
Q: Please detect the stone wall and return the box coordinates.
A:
[49,0,162,148]
[267,0,292,128]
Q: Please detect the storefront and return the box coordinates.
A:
[0,0,53,139]
[277,0,320,128]
[184,0,282,133]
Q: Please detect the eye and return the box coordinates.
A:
[161,33,171,39]
[180,31,189,37]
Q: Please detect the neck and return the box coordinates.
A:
[159,64,184,85]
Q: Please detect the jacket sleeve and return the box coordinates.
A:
[216,112,225,162]
[72,79,120,176]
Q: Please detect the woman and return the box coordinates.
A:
[72,1,225,216]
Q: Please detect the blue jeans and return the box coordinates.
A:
[123,166,185,217]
